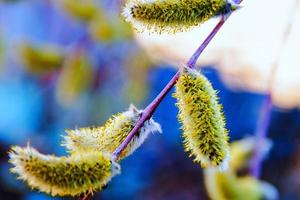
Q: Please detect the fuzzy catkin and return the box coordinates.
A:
[9,146,120,197]
[204,170,266,200]
[174,68,229,170]
[62,105,162,160]
[204,138,278,200]
[122,0,237,33]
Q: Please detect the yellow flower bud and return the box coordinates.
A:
[173,68,229,170]
[9,145,120,197]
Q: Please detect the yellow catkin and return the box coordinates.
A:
[122,0,238,33]
[205,171,266,200]
[204,137,277,200]
[20,44,63,74]
[60,0,98,21]
[173,68,229,170]
[230,137,272,172]
[9,145,120,197]
[62,105,162,160]
[56,51,93,106]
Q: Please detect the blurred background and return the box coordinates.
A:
[0,0,300,200]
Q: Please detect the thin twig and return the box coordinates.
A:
[249,94,273,178]
[249,63,277,178]
[249,0,297,178]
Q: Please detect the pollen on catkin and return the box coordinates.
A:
[8,145,120,197]
[122,0,238,33]
[173,68,229,170]
[62,105,162,160]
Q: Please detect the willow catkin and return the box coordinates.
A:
[204,170,277,200]
[204,138,278,200]
[174,68,229,170]
[62,105,162,160]
[20,44,63,74]
[122,0,238,33]
[61,0,98,21]
[9,145,120,197]
[230,137,272,172]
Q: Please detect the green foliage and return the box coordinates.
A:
[173,68,229,169]
[9,146,120,197]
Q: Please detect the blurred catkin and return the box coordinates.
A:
[204,137,277,200]
[205,171,268,200]
[230,137,272,172]
[60,0,98,21]
[20,44,64,75]
[174,68,229,169]
[124,52,152,103]
[89,13,133,42]
[9,145,120,197]
[56,50,93,106]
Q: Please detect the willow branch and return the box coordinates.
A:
[112,11,238,160]
[80,2,245,200]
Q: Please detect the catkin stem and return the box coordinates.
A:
[112,8,240,160]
